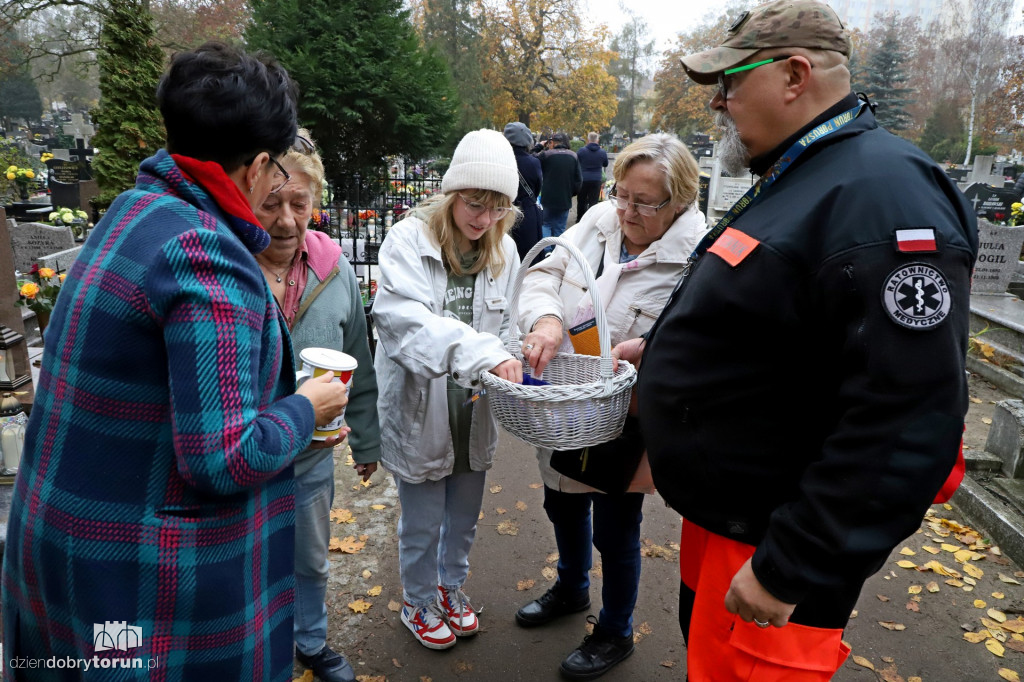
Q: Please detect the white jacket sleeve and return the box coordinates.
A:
[373,224,512,386]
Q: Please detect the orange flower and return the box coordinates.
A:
[59,273,67,282]
[19,282,40,298]
[38,267,56,279]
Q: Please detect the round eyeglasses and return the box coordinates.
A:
[458,194,511,220]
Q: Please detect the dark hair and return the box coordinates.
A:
[157,42,298,171]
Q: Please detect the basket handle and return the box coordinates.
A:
[507,236,615,383]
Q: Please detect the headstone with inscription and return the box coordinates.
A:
[37,245,82,275]
[712,176,755,211]
[9,222,75,274]
[973,220,1024,294]
[964,182,1019,223]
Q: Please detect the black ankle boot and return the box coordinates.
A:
[515,584,591,627]
[559,616,634,680]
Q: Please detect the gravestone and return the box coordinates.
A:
[713,176,755,210]
[973,220,1024,294]
[37,245,81,275]
[49,180,80,213]
[947,167,970,184]
[79,179,99,216]
[970,155,1005,187]
[9,222,75,274]
[964,183,1019,222]
[0,209,34,409]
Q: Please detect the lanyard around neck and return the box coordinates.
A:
[690,101,867,263]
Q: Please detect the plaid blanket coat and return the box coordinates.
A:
[2,150,315,681]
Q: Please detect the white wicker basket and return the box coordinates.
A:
[481,237,637,450]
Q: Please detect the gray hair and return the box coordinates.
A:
[612,133,699,208]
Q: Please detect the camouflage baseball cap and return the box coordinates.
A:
[680,0,851,85]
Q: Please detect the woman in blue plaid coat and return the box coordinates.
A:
[1,43,349,681]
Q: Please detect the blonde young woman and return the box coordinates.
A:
[373,129,523,650]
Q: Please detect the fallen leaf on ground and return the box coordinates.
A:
[882,656,894,664]
[851,610,858,618]
[420,677,432,682]
[478,511,485,520]
[878,594,891,602]
[367,585,383,597]
[941,543,960,552]
[906,601,919,612]
[388,600,402,612]
[970,396,983,403]
[878,621,906,631]
[330,535,368,554]
[330,509,355,524]
[517,579,536,591]
[984,617,1006,630]
[497,520,519,536]
[998,669,1021,682]
[927,581,940,593]
[983,417,994,425]
[1003,619,1024,634]
[546,552,559,563]
[991,609,1009,623]
[496,507,507,515]
[293,671,314,682]
[660,660,676,668]
[529,483,543,489]
[454,661,472,673]
[348,599,371,613]
[909,678,922,682]
[1001,574,1022,585]
[900,547,916,556]
[392,658,403,668]
[879,667,905,682]
[852,655,875,670]
[1007,640,1024,653]
[964,631,990,643]
[362,569,372,579]
[946,579,964,587]
[964,563,984,579]
[908,586,922,595]
[489,485,503,494]
[964,576,978,586]
[542,566,557,580]
[994,592,1006,599]
[975,599,988,609]
[640,539,675,560]
[515,501,528,511]
[989,638,1007,657]
[360,479,371,488]
[922,546,940,555]
[345,454,355,466]
[954,549,974,563]
[633,621,652,644]
[371,504,387,510]
[896,560,917,569]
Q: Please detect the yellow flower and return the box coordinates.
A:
[6,165,15,172]
[19,282,40,298]
[38,267,56,279]
[24,170,34,179]
[5,172,14,181]
[59,273,67,283]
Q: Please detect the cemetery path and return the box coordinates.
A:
[313,372,1021,682]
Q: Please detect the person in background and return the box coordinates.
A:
[373,129,523,651]
[622,2,978,679]
[515,133,708,680]
[575,131,608,220]
[254,129,381,682]
[503,121,543,262]
[537,132,582,236]
[2,42,349,681]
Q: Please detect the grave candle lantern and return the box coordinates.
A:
[0,392,26,475]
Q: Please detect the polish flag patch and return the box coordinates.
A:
[895,228,938,253]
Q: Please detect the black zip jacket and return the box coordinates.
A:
[638,95,978,605]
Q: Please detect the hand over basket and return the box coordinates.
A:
[480,237,637,450]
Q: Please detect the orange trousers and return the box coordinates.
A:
[680,521,850,681]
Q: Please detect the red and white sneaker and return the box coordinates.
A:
[438,585,479,636]
[401,601,456,650]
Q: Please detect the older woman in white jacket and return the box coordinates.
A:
[514,134,709,680]
[373,129,522,651]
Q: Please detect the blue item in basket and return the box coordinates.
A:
[521,375,550,386]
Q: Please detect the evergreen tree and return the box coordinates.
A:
[918,99,966,163]
[247,0,456,183]
[90,0,166,210]
[0,70,43,125]
[608,9,654,137]
[863,15,914,132]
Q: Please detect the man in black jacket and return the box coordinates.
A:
[575,132,608,219]
[537,132,581,239]
[619,1,978,679]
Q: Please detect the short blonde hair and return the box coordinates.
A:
[612,133,699,209]
[412,189,520,277]
[279,127,325,205]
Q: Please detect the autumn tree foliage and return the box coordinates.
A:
[475,0,617,132]
[150,0,248,50]
[608,8,655,136]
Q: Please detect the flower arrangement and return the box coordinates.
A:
[40,152,54,163]
[358,209,377,221]
[311,208,331,230]
[6,165,36,200]
[16,264,65,316]
[1011,202,1023,227]
[48,206,88,227]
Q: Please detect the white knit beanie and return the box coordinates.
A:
[441,129,518,203]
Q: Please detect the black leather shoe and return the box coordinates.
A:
[515,584,590,627]
[295,645,356,682]
[558,616,634,680]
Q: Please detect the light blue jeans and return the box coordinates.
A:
[541,208,570,240]
[294,454,334,656]
[395,470,487,607]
